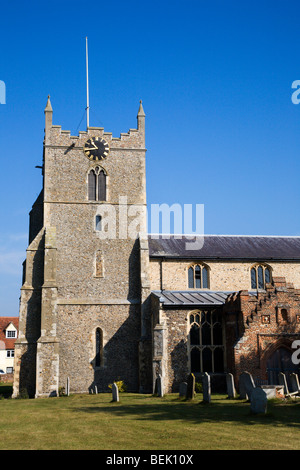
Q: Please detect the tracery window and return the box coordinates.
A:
[251,264,271,289]
[189,310,224,373]
[188,264,209,288]
[88,167,107,201]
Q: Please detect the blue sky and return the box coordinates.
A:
[1,0,300,315]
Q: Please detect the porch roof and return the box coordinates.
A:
[151,290,234,307]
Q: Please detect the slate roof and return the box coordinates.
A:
[151,290,232,306]
[148,235,300,261]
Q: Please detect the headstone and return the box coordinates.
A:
[250,387,267,414]
[289,373,300,393]
[154,374,163,397]
[202,372,211,403]
[179,382,187,397]
[239,371,255,400]
[260,385,284,399]
[226,373,236,399]
[112,382,119,402]
[66,377,70,396]
[186,373,195,400]
[278,372,289,395]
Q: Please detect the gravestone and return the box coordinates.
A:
[239,371,255,400]
[179,382,187,397]
[289,373,300,393]
[250,387,267,414]
[202,372,211,403]
[260,385,284,399]
[186,373,195,400]
[278,372,289,395]
[226,373,236,399]
[112,382,119,402]
[154,374,163,397]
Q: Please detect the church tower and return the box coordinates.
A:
[13,98,150,397]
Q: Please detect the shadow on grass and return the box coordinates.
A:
[75,394,300,429]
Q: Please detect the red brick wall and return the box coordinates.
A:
[0,373,14,384]
[224,277,300,386]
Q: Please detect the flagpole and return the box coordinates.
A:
[86,36,90,129]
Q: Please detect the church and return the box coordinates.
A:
[12,97,300,398]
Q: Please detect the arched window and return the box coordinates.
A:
[251,264,271,289]
[188,264,209,288]
[95,328,103,368]
[88,167,107,201]
[189,310,224,373]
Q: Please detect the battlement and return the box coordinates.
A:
[44,97,145,149]
[47,122,145,149]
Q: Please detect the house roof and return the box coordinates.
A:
[151,290,232,307]
[0,317,19,350]
[148,235,300,261]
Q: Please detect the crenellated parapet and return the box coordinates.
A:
[44,97,145,150]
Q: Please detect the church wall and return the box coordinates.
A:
[149,258,300,291]
[57,303,140,392]
[162,308,189,393]
[151,302,190,394]
[44,134,146,206]
[49,205,141,301]
[44,126,146,302]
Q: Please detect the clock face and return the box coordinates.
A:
[84,137,109,161]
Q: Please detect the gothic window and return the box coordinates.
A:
[251,264,271,289]
[95,328,103,368]
[189,310,224,373]
[88,167,107,201]
[188,264,209,288]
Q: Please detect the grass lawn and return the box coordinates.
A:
[0,384,300,450]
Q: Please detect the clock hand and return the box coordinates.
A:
[86,141,98,150]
